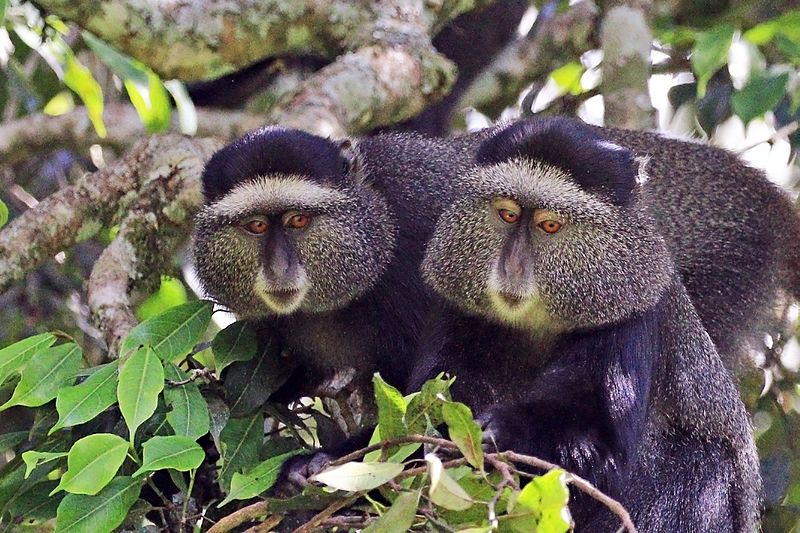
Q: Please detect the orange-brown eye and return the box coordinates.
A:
[243,219,268,235]
[498,209,520,224]
[287,213,311,229]
[538,220,562,234]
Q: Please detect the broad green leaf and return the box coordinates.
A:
[43,90,76,115]
[212,322,258,374]
[373,373,407,441]
[743,10,800,45]
[363,489,420,533]
[426,454,473,511]
[776,34,800,64]
[505,469,571,533]
[217,413,264,491]
[207,395,230,452]
[82,31,171,133]
[0,0,6,26]
[691,25,735,97]
[312,461,404,492]
[51,361,118,433]
[5,481,63,522]
[406,374,453,434]
[137,276,189,321]
[0,333,56,385]
[442,401,484,471]
[732,71,790,125]
[218,449,304,506]
[133,435,204,476]
[52,434,128,495]
[21,450,67,478]
[124,72,171,133]
[224,341,294,417]
[121,300,212,360]
[62,50,106,138]
[0,343,82,410]
[550,62,585,96]
[0,198,8,229]
[117,347,164,443]
[164,363,210,440]
[0,431,27,452]
[55,476,141,533]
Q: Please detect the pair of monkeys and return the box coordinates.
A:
[193,116,800,531]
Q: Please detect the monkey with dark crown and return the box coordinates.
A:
[411,117,761,531]
[192,126,477,414]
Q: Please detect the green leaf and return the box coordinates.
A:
[217,413,264,491]
[0,199,8,229]
[51,361,119,433]
[133,435,204,476]
[0,343,82,410]
[117,347,164,443]
[732,71,790,125]
[0,333,56,385]
[363,489,420,533]
[0,0,6,26]
[775,34,800,64]
[21,450,67,478]
[373,373,407,441]
[163,363,210,440]
[224,341,294,417]
[691,25,734,97]
[55,476,142,533]
[212,322,258,374]
[82,31,171,133]
[406,374,453,434]
[442,401,484,471]
[218,449,304,506]
[550,62,585,96]
[62,50,106,138]
[121,300,212,360]
[426,454,474,511]
[312,461,404,492]
[743,10,800,45]
[0,431,27,452]
[6,481,63,522]
[52,434,128,495]
[137,276,189,321]
[505,469,571,533]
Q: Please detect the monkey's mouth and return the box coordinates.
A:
[496,291,527,309]
[257,286,307,314]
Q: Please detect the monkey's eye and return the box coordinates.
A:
[533,209,564,234]
[498,209,520,224]
[491,198,522,225]
[284,211,312,229]
[537,220,562,234]
[243,219,269,235]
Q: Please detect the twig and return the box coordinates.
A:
[736,121,799,154]
[243,514,284,533]
[499,451,637,533]
[292,493,362,533]
[328,435,458,467]
[206,501,269,533]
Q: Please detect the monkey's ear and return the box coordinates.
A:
[335,138,363,177]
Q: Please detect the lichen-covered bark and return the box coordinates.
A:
[0,104,265,166]
[87,135,219,351]
[600,2,655,129]
[34,0,490,81]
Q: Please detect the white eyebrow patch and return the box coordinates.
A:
[210,174,347,217]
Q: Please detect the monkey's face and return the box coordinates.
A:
[422,159,673,330]
[193,174,396,317]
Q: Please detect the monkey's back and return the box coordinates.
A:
[602,127,800,367]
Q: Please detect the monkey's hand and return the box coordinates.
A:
[270,451,334,497]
